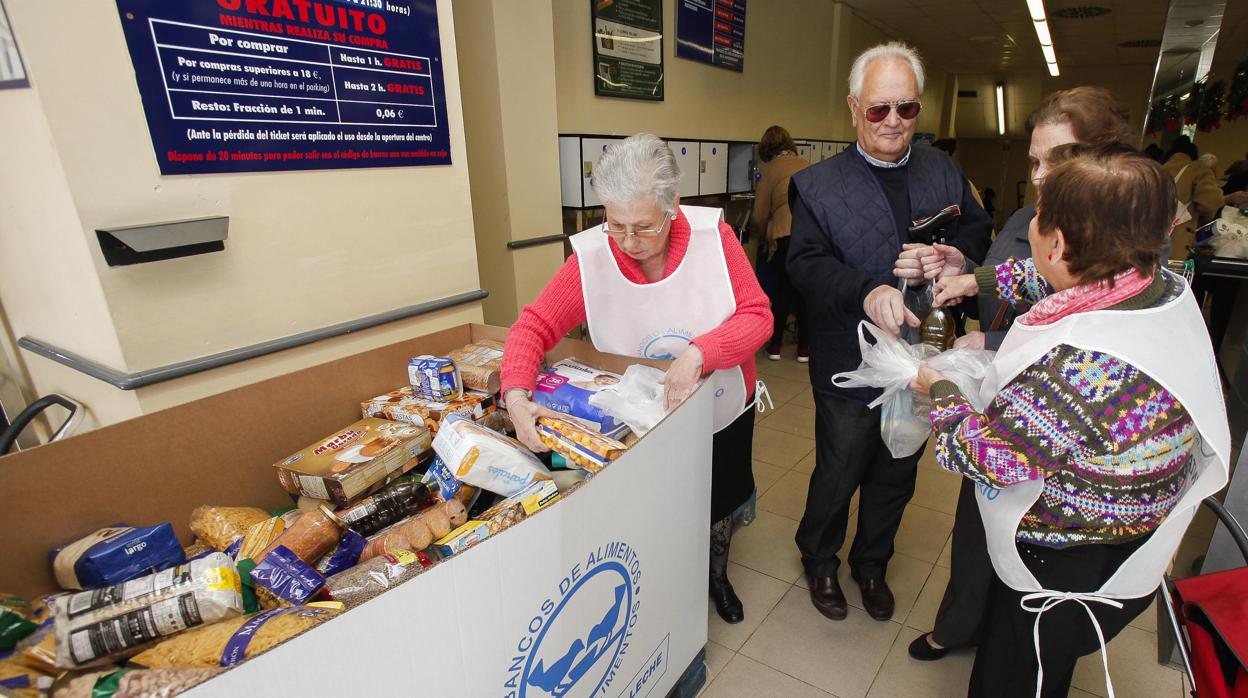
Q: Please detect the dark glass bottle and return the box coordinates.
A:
[920,306,955,352]
[336,481,436,536]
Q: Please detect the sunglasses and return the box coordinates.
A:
[863,100,922,123]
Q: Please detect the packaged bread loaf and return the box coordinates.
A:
[536,416,628,473]
[447,339,504,394]
[433,414,552,497]
[358,517,432,563]
[53,553,243,669]
[189,506,270,553]
[129,603,341,669]
[325,550,434,606]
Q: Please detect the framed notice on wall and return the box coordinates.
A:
[591,0,663,101]
[114,0,451,175]
[676,0,745,72]
[0,0,29,89]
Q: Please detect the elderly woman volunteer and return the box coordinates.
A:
[500,133,772,625]
[914,145,1230,697]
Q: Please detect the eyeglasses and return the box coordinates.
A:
[602,213,671,241]
[863,100,922,123]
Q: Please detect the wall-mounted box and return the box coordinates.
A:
[699,142,728,196]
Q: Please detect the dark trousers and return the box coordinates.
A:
[931,478,993,648]
[969,536,1154,698]
[1194,275,1238,354]
[795,391,921,579]
[768,237,810,349]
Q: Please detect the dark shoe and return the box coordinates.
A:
[857,577,895,620]
[907,633,949,661]
[805,574,847,620]
[796,346,810,363]
[710,577,744,624]
[766,342,782,361]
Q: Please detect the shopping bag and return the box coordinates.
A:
[1172,565,1248,697]
[588,364,667,436]
[831,322,995,458]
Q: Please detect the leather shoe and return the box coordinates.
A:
[857,577,895,620]
[805,574,847,620]
[907,633,949,661]
[709,578,744,624]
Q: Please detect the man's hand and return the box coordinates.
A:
[953,331,986,350]
[864,285,921,336]
[660,344,704,412]
[505,389,563,452]
[894,243,944,286]
[933,274,979,307]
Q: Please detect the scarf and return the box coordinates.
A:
[1021,269,1154,327]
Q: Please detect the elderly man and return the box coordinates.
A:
[787,42,992,622]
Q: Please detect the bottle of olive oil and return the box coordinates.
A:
[920,306,954,352]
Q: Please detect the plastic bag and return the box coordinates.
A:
[832,322,995,458]
[1210,208,1248,259]
[587,364,667,436]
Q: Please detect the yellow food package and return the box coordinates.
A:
[236,510,301,563]
[14,623,55,675]
[0,657,49,697]
[536,416,628,473]
[129,603,342,669]
[189,506,272,552]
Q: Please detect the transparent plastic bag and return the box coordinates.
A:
[832,322,995,458]
[588,364,667,436]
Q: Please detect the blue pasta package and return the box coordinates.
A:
[250,546,326,606]
[50,523,186,591]
[314,530,366,578]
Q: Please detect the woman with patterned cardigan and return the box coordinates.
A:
[914,144,1230,697]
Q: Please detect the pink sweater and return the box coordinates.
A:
[501,210,772,399]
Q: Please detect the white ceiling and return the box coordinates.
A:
[842,0,1171,75]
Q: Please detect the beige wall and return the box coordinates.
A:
[956,138,1032,230]
[455,0,565,326]
[0,0,483,425]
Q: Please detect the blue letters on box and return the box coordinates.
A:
[51,523,186,590]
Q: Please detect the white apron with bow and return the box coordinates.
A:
[571,205,762,432]
[975,271,1230,697]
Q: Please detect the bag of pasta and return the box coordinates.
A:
[189,506,271,553]
[129,603,341,669]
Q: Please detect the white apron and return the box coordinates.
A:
[974,271,1230,697]
[571,205,759,433]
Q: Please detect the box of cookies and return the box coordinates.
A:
[273,418,432,507]
[360,387,497,434]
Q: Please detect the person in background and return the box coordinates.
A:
[1164,135,1224,257]
[750,125,811,362]
[918,144,1228,697]
[500,134,772,625]
[908,86,1139,662]
[787,42,992,624]
[1223,152,1248,204]
[1144,142,1165,162]
[981,187,996,220]
[1199,152,1219,179]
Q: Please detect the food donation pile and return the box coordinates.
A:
[0,339,645,698]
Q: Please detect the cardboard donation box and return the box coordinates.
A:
[0,325,714,697]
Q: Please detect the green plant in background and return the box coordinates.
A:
[1197,80,1227,132]
[1228,60,1248,121]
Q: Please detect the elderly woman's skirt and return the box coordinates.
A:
[710,407,757,523]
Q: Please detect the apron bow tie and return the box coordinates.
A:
[1019,590,1125,698]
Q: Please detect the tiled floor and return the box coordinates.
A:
[698,346,1191,698]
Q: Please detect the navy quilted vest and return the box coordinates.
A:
[790,144,965,402]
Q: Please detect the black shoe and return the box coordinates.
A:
[805,573,847,620]
[857,577,895,620]
[710,577,744,624]
[907,633,949,661]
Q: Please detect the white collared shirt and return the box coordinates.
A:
[857,142,911,168]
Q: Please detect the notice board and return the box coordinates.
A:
[676,0,745,72]
[591,0,663,101]
[115,0,451,175]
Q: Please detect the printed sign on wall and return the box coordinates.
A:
[115,0,451,174]
[676,0,745,72]
[591,0,664,101]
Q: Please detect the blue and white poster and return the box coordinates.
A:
[115,0,451,174]
[675,0,745,72]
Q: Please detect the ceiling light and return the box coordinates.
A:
[996,84,1006,136]
[1034,20,1052,45]
[1026,0,1046,21]
[1180,92,1191,100]
[1047,62,1060,77]
[1041,44,1057,63]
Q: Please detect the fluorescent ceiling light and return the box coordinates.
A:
[1041,43,1057,64]
[996,84,1006,135]
[1034,19,1052,46]
[1180,92,1191,100]
[1047,61,1060,77]
[1026,0,1046,22]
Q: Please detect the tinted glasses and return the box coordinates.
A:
[602,212,671,242]
[863,100,922,123]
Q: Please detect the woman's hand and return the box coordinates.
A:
[953,331,986,350]
[505,389,562,452]
[660,344,704,411]
[911,363,947,397]
[933,274,979,307]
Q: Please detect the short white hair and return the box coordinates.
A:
[592,133,680,215]
[848,41,925,99]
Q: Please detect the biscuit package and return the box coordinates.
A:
[447,339,504,394]
[432,414,551,497]
[360,387,497,433]
[532,359,627,436]
[536,416,628,474]
[273,418,432,507]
